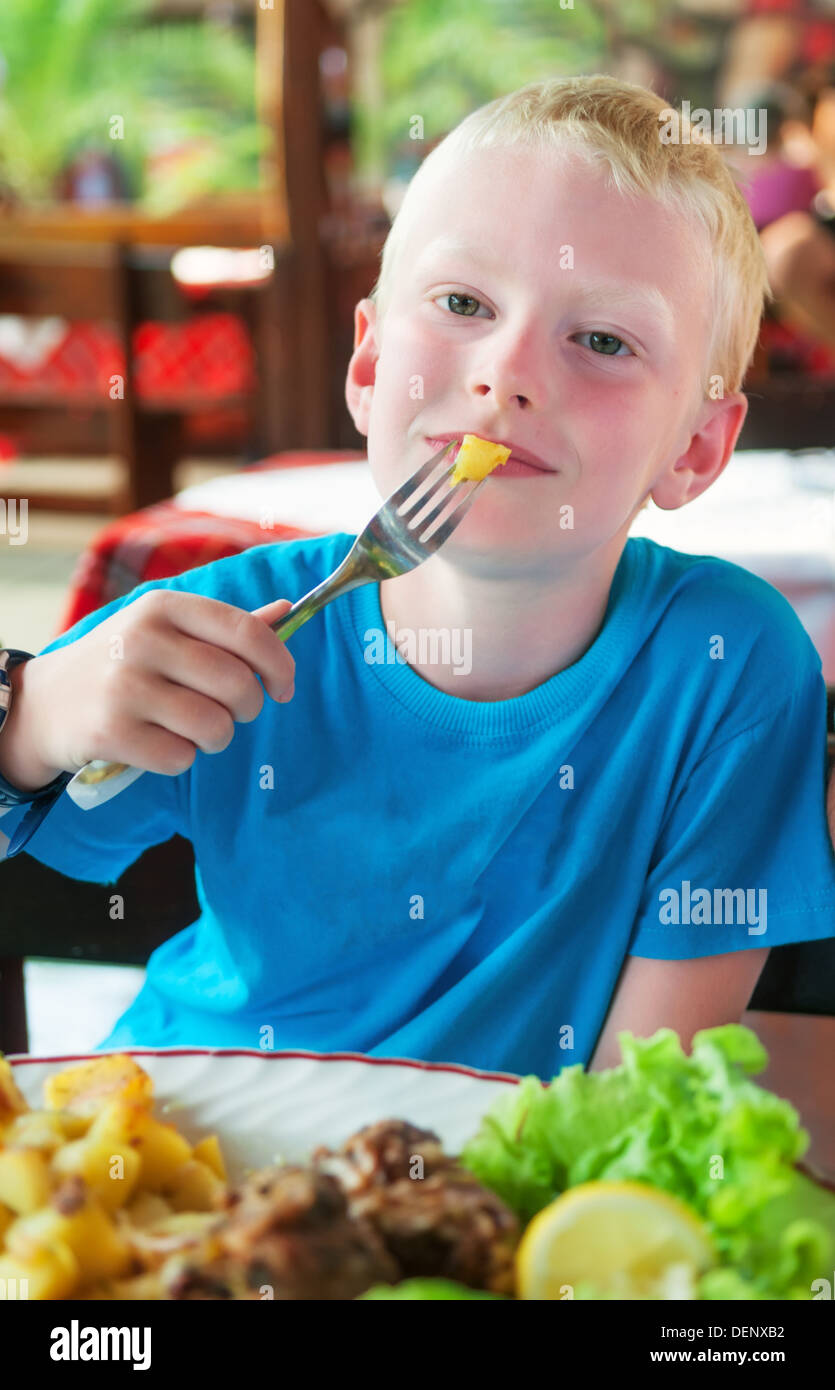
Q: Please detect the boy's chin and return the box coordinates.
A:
[433,504,583,561]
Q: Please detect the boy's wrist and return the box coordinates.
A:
[0,655,65,793]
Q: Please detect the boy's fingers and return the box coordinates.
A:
[142,591,295,702]
[250,599,296,701]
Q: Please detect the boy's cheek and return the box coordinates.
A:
[379,312,434,362]
[374,342,438,411]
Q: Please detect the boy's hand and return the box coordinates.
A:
[1,592,296,791]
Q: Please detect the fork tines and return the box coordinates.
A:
[394,442,482,545]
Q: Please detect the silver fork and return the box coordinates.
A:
[66,441,482,808]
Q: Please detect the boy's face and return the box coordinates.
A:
[346,144,746,574]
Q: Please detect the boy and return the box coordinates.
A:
[1,76,834,1077]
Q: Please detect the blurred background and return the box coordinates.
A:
[0,0,834,641]
[0,0,833,1119]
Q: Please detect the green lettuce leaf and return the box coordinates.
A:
[359,1278,505,1300]
[459,1024,835,1299]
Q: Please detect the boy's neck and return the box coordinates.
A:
[378,536,626,702]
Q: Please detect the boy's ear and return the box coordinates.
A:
[345,297,380,437]
[651,391,748,511]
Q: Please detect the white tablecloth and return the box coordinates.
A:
[174,449,835,684]
[630,450,835,683]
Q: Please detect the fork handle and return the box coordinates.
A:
[270,544,367,640]
[65,543,368,808]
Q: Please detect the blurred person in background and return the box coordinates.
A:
[719,0,835,110]
[741,79,821,230]
[749,65,835,356]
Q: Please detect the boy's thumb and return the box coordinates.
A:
[251,597,294,627]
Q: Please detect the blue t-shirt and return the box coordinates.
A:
[2,533,834,1076]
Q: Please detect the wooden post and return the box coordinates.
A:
[256,0,332,449]
[112,243,180,513]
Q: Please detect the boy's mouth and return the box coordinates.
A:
[425,435,555,479]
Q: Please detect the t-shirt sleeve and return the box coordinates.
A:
[628,670,835,960]
[0,761,186,884]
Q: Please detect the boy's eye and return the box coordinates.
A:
[574,330,633,357]
[434,295,636,358]
[435,291,490,318]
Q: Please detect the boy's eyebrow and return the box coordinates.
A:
[415,237,676,334]
[570,277,675,335]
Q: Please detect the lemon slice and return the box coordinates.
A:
[515,1180,716,1300]
[449,434,511,485]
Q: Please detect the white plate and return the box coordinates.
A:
[8,1048,520,1178]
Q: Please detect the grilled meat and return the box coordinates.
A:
[312,1118,453,1191]
[166,1119,519,1299]
[313,1119,519,1295]
[166,1165,398,1301]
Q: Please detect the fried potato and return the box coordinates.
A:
[0,1240,79,1299]
[43,1055,154,1116]
[0,1148,52,1214]
[0,1058,28,1127]
[192,1133,226,1182]
[5,1186,133,1284]
[3,1109,74,1154]
[0,1053,229,1299]
[120,1105,194,1189]
[51,1103,143,1213]
[161,1158,226,1213]
[449,434,512,485]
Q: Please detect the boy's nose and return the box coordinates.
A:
[466,323,550,411]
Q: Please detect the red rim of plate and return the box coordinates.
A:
[8,1048,832,1189]
[7,1046,523,1087]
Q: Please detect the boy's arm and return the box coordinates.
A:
[590,653,835,1073]
[588,948,769,1072]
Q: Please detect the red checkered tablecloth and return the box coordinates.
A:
[56,451,366,634]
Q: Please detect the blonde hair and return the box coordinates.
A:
[369,75,772,396]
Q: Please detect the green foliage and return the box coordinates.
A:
[359,0,603,178]
[0,0,262,209]
[360,0,719,181]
